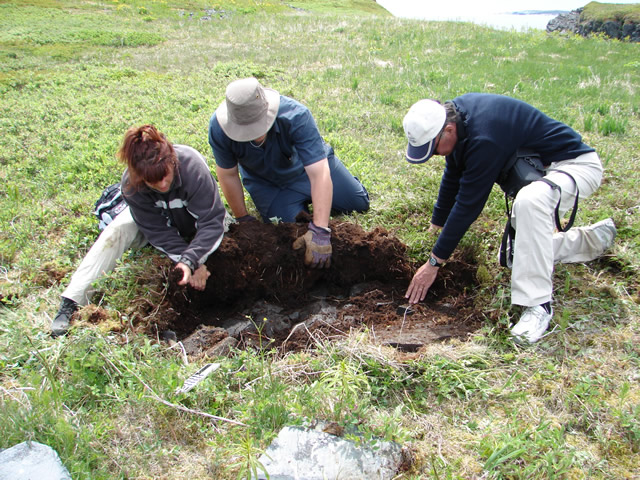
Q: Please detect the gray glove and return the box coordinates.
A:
[293,222,332,268]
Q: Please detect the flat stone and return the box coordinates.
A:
[181,325,228,356]
[349,281,380,297]
[222,317,253,337]
[204,336,238,358]
[252,426,403,480]
[0,441,71,480]
[222,300,339,342]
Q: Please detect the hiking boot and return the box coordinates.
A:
[51,297,78,337]
[511,304,552,344]
[591,218,616,252]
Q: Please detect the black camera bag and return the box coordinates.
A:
[497,150,578,268]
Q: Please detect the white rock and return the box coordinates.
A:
[253,426,402,480]
[0,441,71,480]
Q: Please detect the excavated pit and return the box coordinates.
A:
[153,218,482,356]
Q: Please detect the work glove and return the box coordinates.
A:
[236,214,258,223]
[293,221,332,268]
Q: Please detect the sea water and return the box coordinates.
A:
[375,0,572,31]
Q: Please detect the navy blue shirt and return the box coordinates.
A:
[431,93,595,260]
[209,96,331,186]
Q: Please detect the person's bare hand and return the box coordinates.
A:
[176,262,192,286]
[189,264,210,291]
[405,261,438,304]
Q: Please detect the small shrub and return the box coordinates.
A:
[583,113,595,132]
[598,116,628,136]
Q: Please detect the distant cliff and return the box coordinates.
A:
[547,2,640,42]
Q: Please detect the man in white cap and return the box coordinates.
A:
[402,93,616,343]
[208,77,370,268]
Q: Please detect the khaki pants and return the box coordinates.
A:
[62,207,147,305]
[510,151,605,307]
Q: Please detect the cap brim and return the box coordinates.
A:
[406,138,437,164]
[216,88,281,142]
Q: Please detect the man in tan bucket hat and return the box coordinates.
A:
[209,77,370,268]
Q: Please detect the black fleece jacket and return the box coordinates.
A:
[431,93,594,260]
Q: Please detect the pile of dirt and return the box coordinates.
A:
[153,218,482,355]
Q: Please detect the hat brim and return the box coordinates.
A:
[216,87,281,142]
[406,137,437,164]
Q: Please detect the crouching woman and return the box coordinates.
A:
[52,125,228,336]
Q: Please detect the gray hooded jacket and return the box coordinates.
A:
[122,145,226,270]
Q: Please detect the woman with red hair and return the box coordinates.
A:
[52,125,228,336]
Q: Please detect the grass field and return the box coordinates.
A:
[0,0,639,478]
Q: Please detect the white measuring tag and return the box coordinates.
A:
[175,363,220,394]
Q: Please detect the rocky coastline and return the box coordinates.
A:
[547,8,640,42]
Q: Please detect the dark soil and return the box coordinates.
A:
[152,217,483,356]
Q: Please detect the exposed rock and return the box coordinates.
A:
[547,7,640,42]
[181,325,229,356]
[204,336,238,358]
[252,425,406,480]
[0,442,71,480]
[546,9,581,33]
[578,18,640,41]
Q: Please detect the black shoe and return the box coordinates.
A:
[51,297,78,337]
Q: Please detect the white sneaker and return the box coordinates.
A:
[511,305,553,344]
[591,218,616,252]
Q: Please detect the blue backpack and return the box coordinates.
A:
[93,183,127,230]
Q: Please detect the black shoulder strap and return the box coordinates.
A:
[538,171,579,232]
[503,171,579,233]
[499,196,516,268]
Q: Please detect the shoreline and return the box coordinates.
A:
[375,1,568,30]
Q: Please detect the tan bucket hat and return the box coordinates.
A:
[215,77,281,142]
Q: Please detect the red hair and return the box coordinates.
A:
[118,125,177,191]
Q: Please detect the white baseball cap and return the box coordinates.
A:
[403,99,446,163]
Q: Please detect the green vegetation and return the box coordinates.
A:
[1,0,639,478]
[582,1,640,23]
[287,0,390,15]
